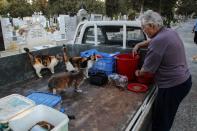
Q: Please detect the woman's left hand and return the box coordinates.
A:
[135,70,141,77]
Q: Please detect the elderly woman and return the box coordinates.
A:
[133,10,192,131]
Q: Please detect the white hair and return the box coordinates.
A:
[140,10,163,28]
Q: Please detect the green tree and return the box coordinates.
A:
[0,0,9,16]
[32,0,49,17]
[105,0,119,17]
[143,0,177,27]
[83,0,105,14]
[48,0,78,15]
[176,0,197,16]
[160,0,177,27]
[48,0,105,16]
[6,0,33,18]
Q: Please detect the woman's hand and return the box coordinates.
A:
[135,68,146,77]
[132,40,151,56]
[132,44,139,56]
[135,70,141,77]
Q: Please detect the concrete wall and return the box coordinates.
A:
[0,44,147,87]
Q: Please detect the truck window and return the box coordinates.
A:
[127,27,146,47]
[81,25,146,47]
[99,26,123,47]
[82,26,105,44]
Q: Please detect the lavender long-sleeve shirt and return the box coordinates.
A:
[142,27,190,88]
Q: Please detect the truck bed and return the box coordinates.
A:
[1,76,155,131]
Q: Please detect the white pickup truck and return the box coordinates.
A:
[0,20,157,131]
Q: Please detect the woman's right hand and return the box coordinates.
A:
[132,40,151,56]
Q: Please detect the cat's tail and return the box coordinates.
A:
[62,45,68,62]
[24,47,30,53]
[24,48,34,65]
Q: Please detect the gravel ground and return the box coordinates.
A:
[171,19,197,131]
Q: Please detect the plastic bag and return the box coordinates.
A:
[108,73,128,88]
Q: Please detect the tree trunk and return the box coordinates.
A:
[140,0,144,14]
[159,0,162,13]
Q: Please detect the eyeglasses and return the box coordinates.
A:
[141,23,152,31]
[141,24,149,30]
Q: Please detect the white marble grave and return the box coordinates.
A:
[90,14,103,21]
[26,23,50,47]
[64,15,77,41]
[1,18,14,50]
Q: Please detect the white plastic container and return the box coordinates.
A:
[0,94,69,131]
[0,94,35,124]
[9,105,69,131]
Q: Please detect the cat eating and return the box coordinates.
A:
[24,48,63,78]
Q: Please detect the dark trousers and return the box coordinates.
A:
[194,31,197,44]
[152,76,192,131]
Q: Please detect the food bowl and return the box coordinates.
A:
[127,83,148,93]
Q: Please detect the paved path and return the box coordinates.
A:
[171,19,197,131]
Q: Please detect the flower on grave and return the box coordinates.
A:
[18,28,28,36]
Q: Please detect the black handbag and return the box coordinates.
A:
[89,72,108,86]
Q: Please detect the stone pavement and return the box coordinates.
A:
[171,19,197,131]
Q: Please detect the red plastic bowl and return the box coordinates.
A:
[127,83,148,93]
[137,72,154,85]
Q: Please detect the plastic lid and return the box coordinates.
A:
[27,92,62,108]
[127,83,148,93]
[0,94,35,123]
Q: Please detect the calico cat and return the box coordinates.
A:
[48,68,87,94]
[62,45,96,73]
[24,48,63,78]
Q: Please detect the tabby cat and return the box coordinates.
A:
[48,68,87,94]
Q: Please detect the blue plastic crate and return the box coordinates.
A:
[89,67,114,76]
[93,57,115,74]
[27,92,62,109]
